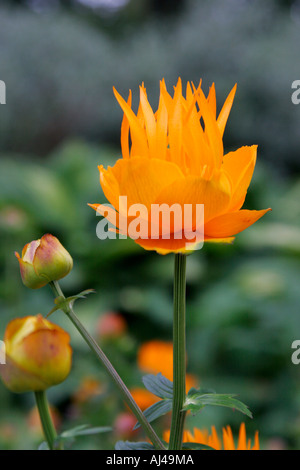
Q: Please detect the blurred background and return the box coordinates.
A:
[0,0,300,450]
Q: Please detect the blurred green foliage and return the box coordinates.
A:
[0,0,300,451]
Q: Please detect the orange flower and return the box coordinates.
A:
[163,423,260,450]
[72,376,104,404]
[130,387,160,411]
[89,79,270,254]
[137,340,198,391]
[0,315,72,393]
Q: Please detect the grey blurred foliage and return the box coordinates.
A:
[0,0,299,169]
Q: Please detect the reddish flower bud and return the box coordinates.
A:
[0,315,72,393]
[15,234,73,289]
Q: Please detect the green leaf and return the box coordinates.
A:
[46,289,96,317]
[60,424,112,439]
[142,373,173,399]
[133,399,172,430]
[115,441,155,450]
[183,390,252,419]
[182,442,215,451]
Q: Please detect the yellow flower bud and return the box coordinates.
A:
[0,315,72,393]
[15,234,73,289]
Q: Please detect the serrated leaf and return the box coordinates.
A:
[182,442,215,451]
[115,441,155,450]
[142,373,173,399]
[60,424,112,439]
[133,399,172,430]
[46,289,96,317]
[183,391,252,418]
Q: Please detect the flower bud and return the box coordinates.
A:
[0,315,72,393]
[96,312,127,340]
[15,234,73,289]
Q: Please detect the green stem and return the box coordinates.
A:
[49,281,165,450]
[34,390,58,450]
[169,254,187,450]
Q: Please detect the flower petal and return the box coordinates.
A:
[135,234,199,255]
[222,146,257,211]
[154,171,232,224]
[113,87,149,157]
[120,90,132,159]
[217,84,237,137]
[99,157,184,212]
[204,208,271,238]
[139,85,157,158]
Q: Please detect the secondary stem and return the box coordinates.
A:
[49,281,165,450]
[169,253,187,450]
[34,390,58,450]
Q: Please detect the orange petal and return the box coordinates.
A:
[222,146,257,211]
[154,171,231,224]
[120,90,132,159]
[139,86,157,158]
[99,157,184,212]
[204,208,271,238]
[237,423,247,450]
[195,86,224,168]
[217,84,237,137]
[135,231,204,255]
[223,425,236,450]
[183,84,213,174]
[88,203,119,227]
[156,91,168,161]
[168,78,183,168]
[113,87,149,157]
[207,83,217,119]
[209,426,222,450]
[253,431,260,450]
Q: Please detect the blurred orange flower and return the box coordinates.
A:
[130,340,197,411]
[163,423,260,450]
[89,79,270,254]
[72,376,104,404]
[137,340,198,391]
[130,387,160,411]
